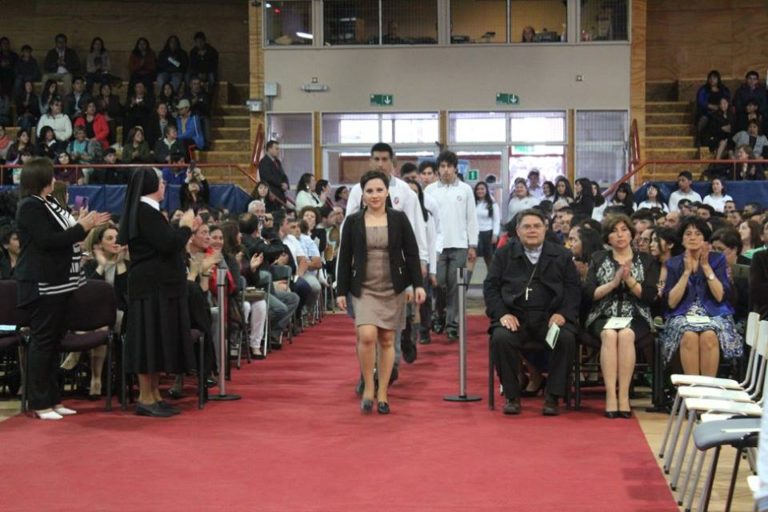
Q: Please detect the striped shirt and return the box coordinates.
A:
[34,195,86,296]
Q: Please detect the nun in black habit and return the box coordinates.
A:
[118,168,199,417]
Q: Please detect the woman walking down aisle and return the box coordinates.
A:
[16,157,111,420]
[118,168,200,417]
[336,170,425,415]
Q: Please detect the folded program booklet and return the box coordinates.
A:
[546,323,559,349]
[603,317,632,330]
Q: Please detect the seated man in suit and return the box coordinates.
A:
[483,209,580,416]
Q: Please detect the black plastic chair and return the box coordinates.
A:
[572,329,656,410]
[0,281,28,398]
[61,280,117,411]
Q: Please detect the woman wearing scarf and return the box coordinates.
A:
[118,168,198,417]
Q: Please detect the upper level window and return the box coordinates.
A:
[450,0,566,44]
[323,113,439,145]
[511,0,567,43]
[580,0,628,41]
[265,1,313,46]
[509,112,566,143]
[323,0,438,46]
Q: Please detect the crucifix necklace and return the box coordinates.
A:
[524,261,539,301]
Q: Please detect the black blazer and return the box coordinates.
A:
[750,250,768,319]
[483,239,581,327]
[336,208,422,298]
[258,155,288,203]
[15,196,86,285]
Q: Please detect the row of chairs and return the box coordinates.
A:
[658,311,763,511]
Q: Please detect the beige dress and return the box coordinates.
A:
[351,225,406,329]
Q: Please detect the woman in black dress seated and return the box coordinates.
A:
[584,214,658,418]
[118,168,199,417]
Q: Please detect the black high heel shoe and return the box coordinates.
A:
[604,411,619,419]
[618,410,632,419]
[360,398,374,414]
[377,402,390,415]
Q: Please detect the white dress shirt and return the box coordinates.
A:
[668,189,703,212]
[424,178,479,250]
[703,193,733,213]
[507,195,539,222]
[475,200,500,237]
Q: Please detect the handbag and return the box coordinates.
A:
[243,287,266,302]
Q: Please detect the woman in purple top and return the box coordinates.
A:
[660,217,742,376]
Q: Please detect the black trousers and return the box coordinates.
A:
[26,293,71,410]
[491,312,575,400]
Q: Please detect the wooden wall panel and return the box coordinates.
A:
[1,0,249,84]
[647,0,768,81]
[631,0,646,180]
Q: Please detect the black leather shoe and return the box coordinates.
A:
[158,401,181,415]
[136,402,174,418]
[377,402,390,415]
[503,398,521,415]
[432,317,445,334]
[205,376,217,388]
[542,394,560,416]
[354,375,365,396]
[618,410,633,419]
[604,411,619,419]
[446,327,459,341]
[360,398,374,414]
[419,334,431,345]
[167,388,185,400]
[402,338,417,364]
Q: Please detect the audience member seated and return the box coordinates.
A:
[145,101,173,146]
[572,177,595,219]
[12,44,41,95]
[584,215,658,418]
[590,181,607,221]
[14,79,40,133]
[0,91,9,127]
[696,180,728,215]
[74,100,110,150]
[702,97,733,160]
[157,35,188,95]
[735,99,763,134]
[554,176,573,205]
[95,83,123,145]
[156,84,177,117]
[162,152,189,185]
[121,126,151,163]
[0,37,17,97]
[123,82,153,143]
[273,211,319,325]
[710,227,749,322]
[0,126,9,162]
[734,143,765,180]
[660,217,742,376]
[0,222,19,279]
[42,33,81,95]
[252,180,281,213]
[38,79,59,115]
[637,183,667,212]
[738,218,762,262]
[180,166,209,210]
[67,126,103,170]
[6,129,32,167]
[128,38,157,99]
[732,120,768,159]
[89,148,128,185]
[506,178,538,222]
[334,185,349,210]
[608,182,635,215]
[185,77,211,118]
[695,70,730,146]
[733,70,768,125]
[631,209,655,251]
[521,26,536,43]
[294,173,322,211]
[668,171,702,212]
[541,181,556,203]
[155,125,184,164]
[63,76,91,119]
[484,209,579,416]
[175,99,205,151]
[54,151,80,185]
[568,224,604,283]
[188,32,218,89]
[36,126,58,160]
[85,37,114,94]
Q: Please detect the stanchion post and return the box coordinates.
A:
[444,267,481,403]
[209,267,241,402]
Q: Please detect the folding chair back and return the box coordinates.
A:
[65,280,117,332]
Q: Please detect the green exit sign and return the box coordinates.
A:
[370,94,394,106]
[496,93,520,105]
[466,169,479,182]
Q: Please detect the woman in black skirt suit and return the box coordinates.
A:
[118,168,199,417]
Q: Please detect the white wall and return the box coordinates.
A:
[264,44,630,112]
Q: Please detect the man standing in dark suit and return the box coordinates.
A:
[483,209,580,416]
[259,140,289,205]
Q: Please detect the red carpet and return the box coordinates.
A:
[0,315,676,511]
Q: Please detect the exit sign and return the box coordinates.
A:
[370,94,394,106]
[496,93,520,105]
[466,169,479,182]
